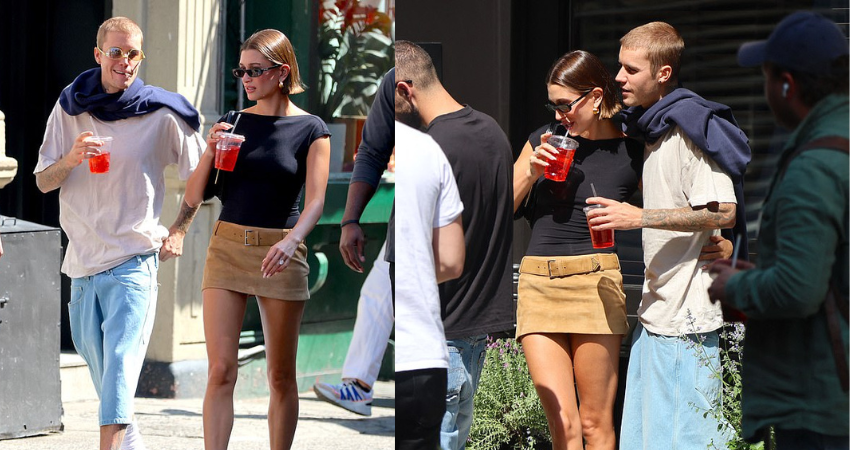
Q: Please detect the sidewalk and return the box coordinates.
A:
[0,381,394,450]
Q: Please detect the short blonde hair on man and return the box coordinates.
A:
[97,17,144,48]
[620,22,684,83]
[241,29,305,95]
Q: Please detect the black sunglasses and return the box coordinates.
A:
[395,79,413,87]
[232,64,282,79]
[98,47,145,62]
[545,90,593,114]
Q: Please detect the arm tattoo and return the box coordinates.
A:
[35,162,75,193]
[172,200,201,234]
[641,203,736,232]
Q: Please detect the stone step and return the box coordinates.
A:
[59,352,99,403]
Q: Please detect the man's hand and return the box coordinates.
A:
[160,229,185,261]
[585,196,643,230]
[339,223,366,273]
[707,258,756,304]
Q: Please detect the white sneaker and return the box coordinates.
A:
[313,380,373,416]
[121,422,147,450]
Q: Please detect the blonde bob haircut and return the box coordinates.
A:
[97,17,144,48]
[546,50,622,120]
[241,29,305,95]
[620,21,684,83]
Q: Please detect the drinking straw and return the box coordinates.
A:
[730,234,742,268]
[214,113,242,184]
[591,183,598,198]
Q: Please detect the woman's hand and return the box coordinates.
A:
[206,122,233,167]
[261,235,300,278]
[527,131,558,179]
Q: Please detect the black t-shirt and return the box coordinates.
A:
[204,112,330,229]
[426,106,515,339]
[522,124,643,256]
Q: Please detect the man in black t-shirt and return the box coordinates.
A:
[396,40,515,450]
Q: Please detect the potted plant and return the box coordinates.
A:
[316,0,393,122]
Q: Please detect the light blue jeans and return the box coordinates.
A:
[440,334,488,450]
[620,323,730,450]
[69,253,158,426]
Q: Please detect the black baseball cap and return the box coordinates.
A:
[738,11,849,74]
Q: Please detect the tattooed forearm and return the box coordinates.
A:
[171,200,201,234]
[641,203,736,232]
[35,161,75,193]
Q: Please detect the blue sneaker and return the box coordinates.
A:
[313,380,373,416]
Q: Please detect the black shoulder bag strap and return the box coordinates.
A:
[776,135,850,391]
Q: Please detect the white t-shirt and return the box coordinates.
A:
[34,102,204,278]
[395,122,464,372]
[639,126,736,336]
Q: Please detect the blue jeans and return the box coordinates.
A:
[69,254,158,426]
[775,429,849,450]
[440,334,488,450]
[620,323,729,450]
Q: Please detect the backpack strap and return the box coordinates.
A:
[826,282,849,392]
[776,136,849,181]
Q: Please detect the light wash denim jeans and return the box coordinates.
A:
[440,334,488,450]
[775,429,849,450]
[69,253,158,426]
[619,323,730,450]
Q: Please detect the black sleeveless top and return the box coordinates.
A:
[204,112,330,229]
[523,124,643,256]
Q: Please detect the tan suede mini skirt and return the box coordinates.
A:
[516,254,628,338]
[202,220,310,300]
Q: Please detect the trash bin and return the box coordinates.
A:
[0,216,63,439]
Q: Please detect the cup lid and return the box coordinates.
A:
[219,132,246,142]
[547,134,579,149]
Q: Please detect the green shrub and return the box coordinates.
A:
[468,338,552,450]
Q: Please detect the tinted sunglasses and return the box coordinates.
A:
[232,65,281,78]
[98,47,145,62]
[545,89,593,114]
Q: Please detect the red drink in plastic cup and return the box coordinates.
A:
[215,132,246,172]
[544,135,579,182]
[88,136,112,174]
[583,204,615,249]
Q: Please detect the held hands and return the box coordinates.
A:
[261,236,299,278]
[339,223,366,273]
[527,131,558,178]
[585,197,643,230]
[65,132,105,168]
[160,228,186,261]
[699,235,733,269]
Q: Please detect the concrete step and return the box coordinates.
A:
[59,352,99,403]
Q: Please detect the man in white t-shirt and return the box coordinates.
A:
[395,121,465,450]
[587,22,751,449]
[33,17,204,450]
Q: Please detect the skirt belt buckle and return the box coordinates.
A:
[244,229,255,246]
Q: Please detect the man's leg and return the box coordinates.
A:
[440,335,488,450]
[677,330,730,448]
[397,368,447,450]
[314,244,393,416]
[618,323,646,450]
[97,254,159,450]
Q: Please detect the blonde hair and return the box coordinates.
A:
[620,22,684,83]
[241,29,305,95]
[97,17,143,48]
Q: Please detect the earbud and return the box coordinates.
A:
[782,83,789,98]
